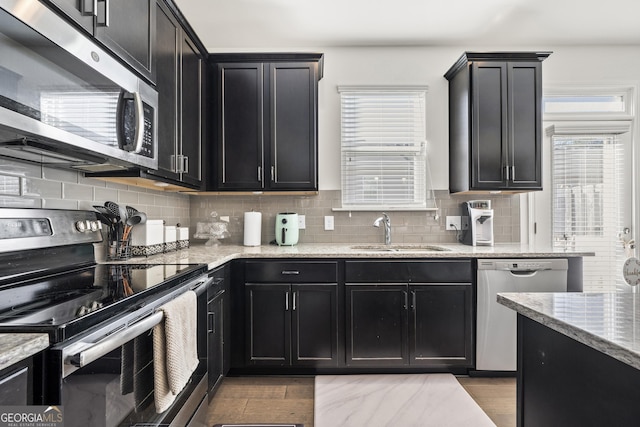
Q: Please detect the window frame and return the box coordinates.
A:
[336,85,436,212]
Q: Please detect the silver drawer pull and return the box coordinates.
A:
[281,270,300,275]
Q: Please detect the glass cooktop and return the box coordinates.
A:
[0,263,206,341]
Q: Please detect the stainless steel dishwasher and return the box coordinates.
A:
[476,258,568,371]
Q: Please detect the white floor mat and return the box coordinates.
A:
[314,373,496,427]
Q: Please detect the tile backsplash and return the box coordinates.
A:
[190,190,521,246]
[0,158,520,246]
[0,158,190,226]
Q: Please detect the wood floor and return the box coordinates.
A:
[207,376,516,427]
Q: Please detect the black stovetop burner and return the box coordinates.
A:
[0,262,206,342]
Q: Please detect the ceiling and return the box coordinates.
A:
[174,0,640,50]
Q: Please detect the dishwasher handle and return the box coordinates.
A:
[508,269,545,277]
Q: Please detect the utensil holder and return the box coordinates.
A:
[107,225,132,261]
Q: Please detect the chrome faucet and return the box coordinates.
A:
[373,213,391,245]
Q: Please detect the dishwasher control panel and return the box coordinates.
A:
[478,259,568,272]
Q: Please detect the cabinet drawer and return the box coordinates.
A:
[345,260,472,283]
[245,261,337,283]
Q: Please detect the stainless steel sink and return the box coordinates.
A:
[350,244,451,252]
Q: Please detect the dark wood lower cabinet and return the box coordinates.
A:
[245,283,338,367]
[517,315,640,427]
[346,283,473,368]
[0,356,35,405]
[347,285,408,365]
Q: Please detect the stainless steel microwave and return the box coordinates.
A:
[0,0,158,171]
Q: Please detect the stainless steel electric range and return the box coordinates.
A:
[0,208,211,427]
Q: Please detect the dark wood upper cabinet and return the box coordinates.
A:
[445,52,551,193]
[147,0,203,188]
[46,0,156,83]
[209,53,323,192]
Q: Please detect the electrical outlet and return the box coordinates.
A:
[298,215,306,229]
[446,216,461,231]
[324,215,334,231]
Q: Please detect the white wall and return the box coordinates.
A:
[316,45,640,191]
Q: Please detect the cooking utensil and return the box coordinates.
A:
[104,201,123,223]
[122,212,147,242]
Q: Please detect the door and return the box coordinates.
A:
[207,290,224,395]
[292,284,338,366]
[154,1,179,180]
[245,284,290,365]
[410,284,473,367]
[471,61,508,189]
[346,284,408,366]
[531,121,633,292]
[508,62,542,188]
[268,62,318,190]
[94,0,155,82]
[46,0,95,32]
[216,63,264,189]
[180,35,203,185]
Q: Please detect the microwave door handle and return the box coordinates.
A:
[132,91,145,154]
[68,311,163,369]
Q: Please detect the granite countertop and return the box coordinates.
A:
[114,242,593,270]
[498,292,640,370]
[0,333,49,371]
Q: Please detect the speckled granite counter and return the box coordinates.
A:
[498,292,640,370]
[111,242,592,270]
[0,333,49,371]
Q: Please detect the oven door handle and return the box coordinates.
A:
[69,311,164,368]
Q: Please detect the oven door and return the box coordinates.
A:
[46,280,210,427]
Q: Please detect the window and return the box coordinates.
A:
[338,86,433,210]
[551,134,625,292]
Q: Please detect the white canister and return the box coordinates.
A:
[244,212,262,246]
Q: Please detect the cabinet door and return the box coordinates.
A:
[207,291,225,396]
[216,63,264,189]
[153,1,179,180]
[245,284,290,365]
[471,61,508,189]
[346,285,408,366]
[179,35,203,186]
[268,62,318,190]
[292,284,338,366]
[94,0,155,82]
[46,0,95,32]
[0,364,30,405]
[410,284,474,367]
[508,61,542,189]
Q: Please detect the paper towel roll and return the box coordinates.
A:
[244,212,262,246]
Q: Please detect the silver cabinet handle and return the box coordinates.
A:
[96,0,109,27]
[281,270,300,275]
[411,290,416,310]
[293,291,297,311]
[403,291,408,310]
[183,156,189,174]
[69,311,163,368]
[257,166,262,182]
[271,165,275,181]
[285,291,289,311]
[81,0,97,16]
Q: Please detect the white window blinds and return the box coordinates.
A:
[551,134,624,292]
[339,87,431,210]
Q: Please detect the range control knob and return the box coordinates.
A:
[75,220,87,232]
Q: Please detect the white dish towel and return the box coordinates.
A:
[153,290,199,413]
